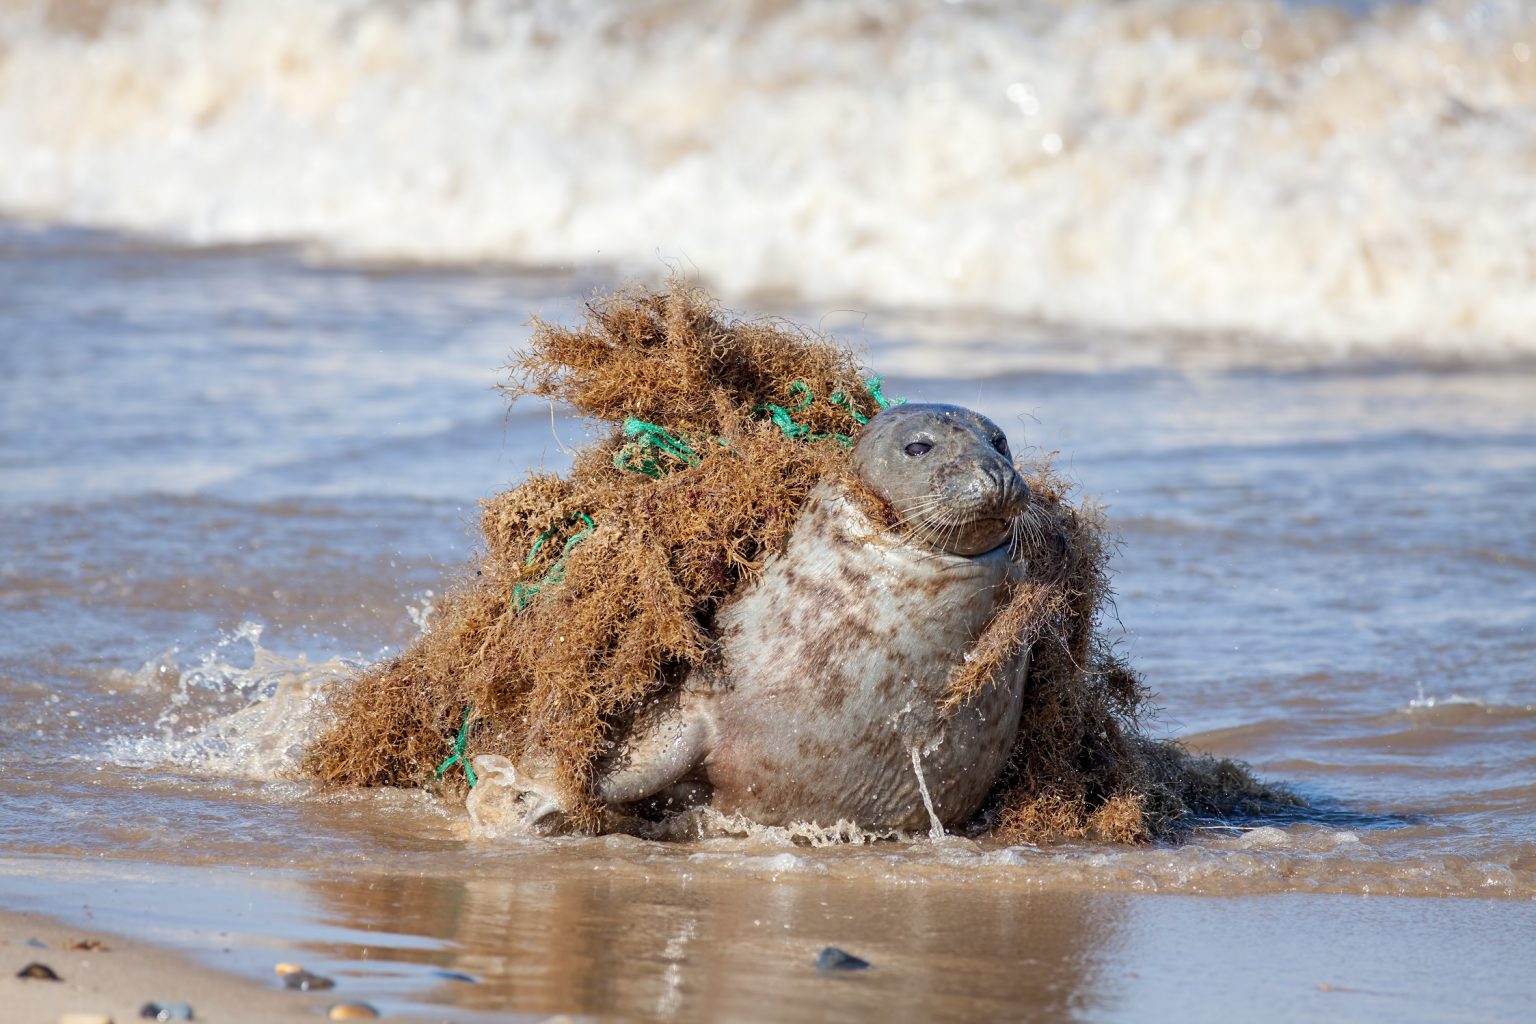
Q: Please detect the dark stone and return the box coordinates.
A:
[431,969,478,983]
[283,969,336,991]
[815,947,872,972]
[140,1002,196,1021]
[17,962,61,980]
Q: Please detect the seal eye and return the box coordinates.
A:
[992,436,1009,456]
[904,441,932,458]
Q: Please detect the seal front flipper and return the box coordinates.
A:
[467,691,714,836]
[594,689,716,812]
[464,753,571,837]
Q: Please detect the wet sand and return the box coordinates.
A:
[3,856,1534,1023]
[2,909,345,1024]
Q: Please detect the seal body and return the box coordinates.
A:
[501,403,1033,834]
[697,485,1027,830]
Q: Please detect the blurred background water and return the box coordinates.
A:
[3,0,1536,354]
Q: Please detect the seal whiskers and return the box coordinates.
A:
[1009,500,1054,563]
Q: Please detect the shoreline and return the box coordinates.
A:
[1,908,403,1024]
[6,870,1534,1023]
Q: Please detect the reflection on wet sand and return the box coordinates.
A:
[304,860,1115,1022]
[3,853,1533,1022]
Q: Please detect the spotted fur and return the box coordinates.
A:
[696,486,1028,830]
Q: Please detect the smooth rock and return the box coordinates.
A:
[139,1002,195,1021]
[18,961,62,980]
[282,969,336,991]
[327,1003,380,1020]
[815,947,872,972]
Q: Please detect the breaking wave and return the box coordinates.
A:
[3,0,1535,354]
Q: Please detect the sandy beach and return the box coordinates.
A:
[2,909,365,1024]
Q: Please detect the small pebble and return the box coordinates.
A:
[58,1015,112,1024]
[139,1002,195,1021]
[67,939,108,952]
[327,1003,380,1020]
[282,969,336,991]
[430,969,477,983]
[815,947,872,972]
[18,961,63,980]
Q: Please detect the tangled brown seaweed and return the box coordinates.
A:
[302,281,1293,841]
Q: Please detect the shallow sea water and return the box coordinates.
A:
[2,224,1534,1021]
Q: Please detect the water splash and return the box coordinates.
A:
[1407,682,1484,711]
[106,622,357,779]
[405,589,436,636]
[909,744,947,841]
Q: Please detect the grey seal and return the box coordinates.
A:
[483,403,1032,834]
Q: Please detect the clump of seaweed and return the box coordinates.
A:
[942,467,1297,843]
[302,280,1292,840]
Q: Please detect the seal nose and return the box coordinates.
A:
[975,460,1028,518]
[1003,472,1030,518]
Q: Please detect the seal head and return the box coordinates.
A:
[853,403,1029,556]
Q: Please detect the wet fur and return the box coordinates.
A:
[686,486,1029,830]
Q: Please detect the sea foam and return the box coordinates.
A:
[2,0,1534,355]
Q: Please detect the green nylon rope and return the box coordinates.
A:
[830,375,903,425]
[756,381,820,440]
[613,418,701,478]
[757,377,903,444]
[434,705,478,787]
[512,512,596,610]
[613,378,907,479]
